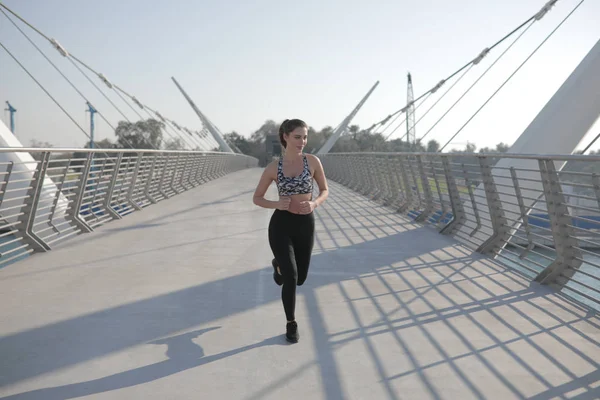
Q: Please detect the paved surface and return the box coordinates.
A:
[0,168,599,400]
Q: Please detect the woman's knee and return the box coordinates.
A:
[283,269,298,286]
[295,260,310,286]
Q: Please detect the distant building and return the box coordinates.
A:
[264,134,281,165]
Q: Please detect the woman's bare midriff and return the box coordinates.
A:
[285,193,313,214]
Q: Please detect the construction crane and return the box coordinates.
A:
[406,73,416,146]
[4,101,16,134]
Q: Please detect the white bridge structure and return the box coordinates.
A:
[0,1,599,399]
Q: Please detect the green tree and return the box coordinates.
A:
[163,137,185,150]
[224,131,252,155]
[114,119,164,149]
[84,138,117,149]
[30,139,53,148]
[479,142,509,154]
[495,143,510,153]
[29,139,54,162]
[250,120,279,144]
[426,140,440,153]
[332,135,360,152]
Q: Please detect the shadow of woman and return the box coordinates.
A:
[1,327,287,400]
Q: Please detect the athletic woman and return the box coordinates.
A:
[252,119,329,343]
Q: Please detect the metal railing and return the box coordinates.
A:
[321,152,600,310]
[0,148,258,267]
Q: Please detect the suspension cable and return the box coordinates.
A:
[376,66,472,146]
[0,8,138,149]
[414,64,473,128]
[439,0,586,152]
[0,2,202,151]
[420,18,536,144]
[579,132,600,155]
[141,104,195,150]
[0,39,91,140]
[139,107,193,150]
[366,0,560,131]
[66,58,131,123]
[383,93,432,141]
[111,84,206,150]
[374,89,432,142]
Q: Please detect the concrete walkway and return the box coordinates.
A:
[0,168,598,400]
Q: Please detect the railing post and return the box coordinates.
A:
[205,155,216,181]
[159,154,171,199]
[338,156,348,184]
[195,154,207,184]
[220,155,229,177]
[103,153,123,220]
[212,155,221,179]
[126,153,144,211]
[322,156,333,181]
[337,156,349,186]
[46,157,72,235]
[396,156,414,213]
[144,155,159,204]
[0,161,13,209]
[17,152,52,252]
[357,155,370,194]
[475,156,511,255]
[462,163,481,237]
[364,155,378,198]
[179,153,189,188]
[384,155,402,209]
[430,157,450,227]
[187,153,197,188]
[511,167,535,258]
[88,157,108,220]
[203,154,213,182]
[534,159,582,286]
[350,154,362,192]
[217,155,225,178]
[64,153,94,233]
[592,173,600,208]
[345,155,358,189]
[415,155,435,222]
[380,155,391,201]
[170,153,182,194]
[114,155,132,207]
[407,155,423,212]
[358,154,371,196]
[194,153,206,186]
[372,155,388,202]
[439,157,466,235]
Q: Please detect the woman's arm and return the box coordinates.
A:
[253,162,284,209]
[309,155,329,208]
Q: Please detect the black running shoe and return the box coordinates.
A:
[272,258,283,286]
[286,321,299,343]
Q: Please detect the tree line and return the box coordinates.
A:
[222,119,511,166]
[29,117,513,157]
[28,117,597,174]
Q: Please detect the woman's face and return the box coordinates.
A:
[285,127,308,152]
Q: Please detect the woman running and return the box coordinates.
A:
[252,118,329,343]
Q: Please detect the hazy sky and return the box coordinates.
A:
[0,0,599,151]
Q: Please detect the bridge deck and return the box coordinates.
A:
[1,169,598,400]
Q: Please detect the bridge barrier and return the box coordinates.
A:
[321,151,600,309]
[0,148,258,267]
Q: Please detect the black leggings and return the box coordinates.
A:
[268,209,315,321]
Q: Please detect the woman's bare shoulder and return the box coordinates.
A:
[262,159,279,176]
[305,154,323,168]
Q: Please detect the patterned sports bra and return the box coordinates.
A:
[276,156,314,196]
